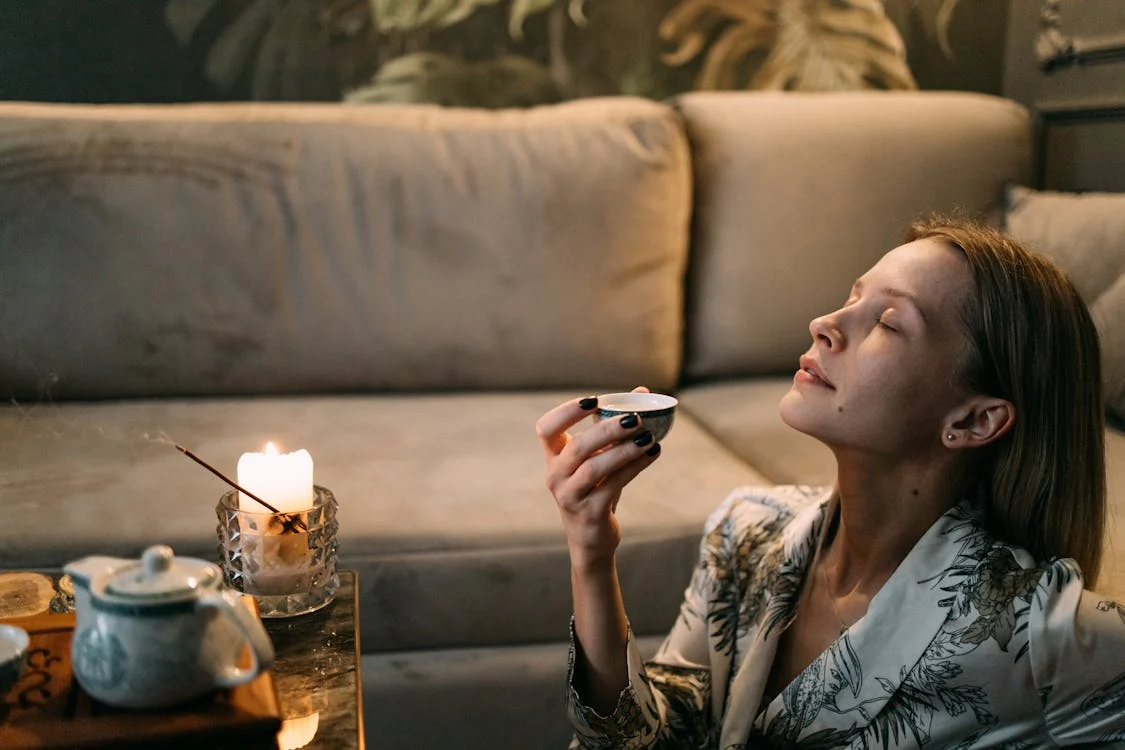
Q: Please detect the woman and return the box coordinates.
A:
[536,217,1125,748]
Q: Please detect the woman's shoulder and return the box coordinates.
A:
[934,508,1089,611]
[944,517,1111,656]
[917,508,1124,741]
[950,507,1088,585]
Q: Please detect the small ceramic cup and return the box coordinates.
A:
[0,624,29,694]
[595,392,678,443]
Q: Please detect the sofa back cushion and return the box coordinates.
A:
[676,91,1032,381]
[0,99,691,400]
[1005,186,1125,420]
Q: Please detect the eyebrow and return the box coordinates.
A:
[852,279,928,322]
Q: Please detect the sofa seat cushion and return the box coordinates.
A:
[679,378,836,487]
[680,378,1125,601]
[0,391,767,651]
[0,98,691,400]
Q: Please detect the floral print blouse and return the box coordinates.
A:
[566,486,1125,748]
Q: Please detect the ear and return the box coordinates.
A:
[943,397,1015,449]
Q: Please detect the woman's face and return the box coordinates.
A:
[779,237,976,457]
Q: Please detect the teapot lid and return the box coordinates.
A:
[102,545,218,602]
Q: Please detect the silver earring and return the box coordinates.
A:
[947,433,956,441]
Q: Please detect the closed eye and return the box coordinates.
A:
[876,317,898,333]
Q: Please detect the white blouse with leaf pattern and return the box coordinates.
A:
[566,486,1125,749]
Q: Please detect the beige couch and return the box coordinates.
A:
[1,92,1121,749]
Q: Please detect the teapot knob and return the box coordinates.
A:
[142,545,174,575]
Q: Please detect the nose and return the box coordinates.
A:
[809,312,843,350]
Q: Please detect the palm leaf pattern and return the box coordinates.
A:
[369,0,500,33]
[1082,670,1125,719]
[569,687,652,750]
[647,665,716,749]
[507,0,588,39]
[569,664,715,749]
[752,0,915,91]
[658,0,915,91]
[856,631,996,749]
[759,521,819,637]
[759,636,864,745]
[701,500,798,657]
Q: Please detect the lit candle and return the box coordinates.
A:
[234,443,316,599]
[237,443,314,513]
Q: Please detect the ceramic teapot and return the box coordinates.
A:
[64,544,275,709]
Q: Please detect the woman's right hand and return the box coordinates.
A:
[535,392,663,570]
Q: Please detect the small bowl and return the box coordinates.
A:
[0,624,29,694]
[595,392,678,443]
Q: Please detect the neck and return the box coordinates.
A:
[823,449,963,597]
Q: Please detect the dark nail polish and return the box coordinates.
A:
[620,413,640,429]
[633,430,653,447]
[645,442,662,457]
[578,396,597,410]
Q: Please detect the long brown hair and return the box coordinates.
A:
[908,216,1107,586]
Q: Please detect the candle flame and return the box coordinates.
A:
[265,442,279,455]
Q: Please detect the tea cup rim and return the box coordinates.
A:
[594,392,678,413]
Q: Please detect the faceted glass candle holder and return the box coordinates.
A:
[216,486,339,618]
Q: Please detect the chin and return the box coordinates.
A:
[779,390,852,454]
[778,389,823,440]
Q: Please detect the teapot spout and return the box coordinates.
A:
[64,556,132,590]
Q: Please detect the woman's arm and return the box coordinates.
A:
[539,395,740,748]
[536,393,661,713]
[566,495,747,750]
[570,554,631,713]
[566,573,714,750]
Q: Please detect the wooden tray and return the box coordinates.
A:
[0,610,281,749]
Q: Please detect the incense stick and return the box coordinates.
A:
[174,443,282,513]
[174,444,308,533]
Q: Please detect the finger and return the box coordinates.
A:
[556,412,645,477]
[631,385,650,394]
[557,428,655,500]
[535,395,599,457]
[588,444,662,514]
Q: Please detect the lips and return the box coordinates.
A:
[797,355,835,389]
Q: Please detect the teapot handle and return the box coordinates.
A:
[196,588,276,688]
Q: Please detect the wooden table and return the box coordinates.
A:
[0,568,364,749]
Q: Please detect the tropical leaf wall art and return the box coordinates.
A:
[349,0,592,107]
[659,0,774,89]
[345,51,562,106]
[165,0,377,100]
[901,0,966,59]
[660,0,917,91]
[369,0,588,40]
[368,0,501,33]
[162,0,978,105]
